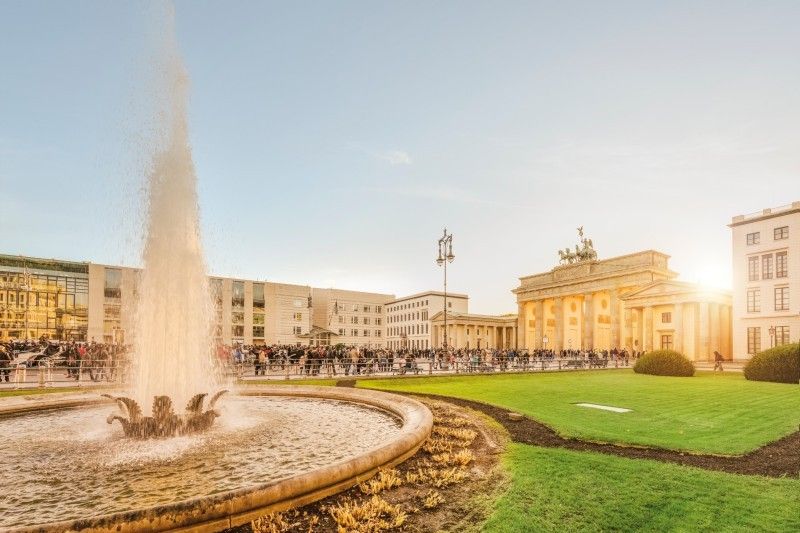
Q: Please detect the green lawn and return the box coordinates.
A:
[239,378,340,387]
[359,370,800,454]
[0,387,93,398]
[483,444,800,532]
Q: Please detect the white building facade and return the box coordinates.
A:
[310,288,393,348]
[730,202,800,358]
[386,291,469,350]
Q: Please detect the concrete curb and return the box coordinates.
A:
[6,386,433,533]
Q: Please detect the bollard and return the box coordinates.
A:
[14,363,27,390]
[38,362,45,388]
[428,360,432,375]
[558,359,562,371]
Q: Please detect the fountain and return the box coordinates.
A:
[0,5,431,532]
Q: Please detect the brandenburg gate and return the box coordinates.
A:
[513,229,732,361]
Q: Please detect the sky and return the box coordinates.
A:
[1,1,799,314]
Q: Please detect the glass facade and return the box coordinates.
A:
[0,255,89,341]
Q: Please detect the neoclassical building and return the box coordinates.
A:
[513,246,732,361]
[430,311,518,350]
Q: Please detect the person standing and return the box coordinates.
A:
[713,350,724,372]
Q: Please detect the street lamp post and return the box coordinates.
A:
[436,229,455,349]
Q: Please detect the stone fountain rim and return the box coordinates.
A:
[2,385,433,533]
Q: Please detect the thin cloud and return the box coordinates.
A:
[375,149,413,166]
[345,142,413,166]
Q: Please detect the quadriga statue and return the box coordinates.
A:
[103,390,228,439]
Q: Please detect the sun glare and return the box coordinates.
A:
[690,264,733,291]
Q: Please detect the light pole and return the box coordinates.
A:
[17,265,32,342]
[436,229,455,349]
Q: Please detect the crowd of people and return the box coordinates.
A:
[216,343,644,378]
[0,336,647,385]
[0,338,131,383]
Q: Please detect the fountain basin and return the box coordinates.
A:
[0,385,432,533]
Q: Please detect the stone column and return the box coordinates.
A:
[517,302,526,351]
[643,306,654,351]
[709,302,720,360]
[672,303,683,354]
[697,302,710,361]
[534,300,544,349]
[635,308,643,352]
[610,289,620,349]
[554,297,564,353]
[720,305,731,357]
[582,293,594,351]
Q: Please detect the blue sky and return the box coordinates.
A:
[1,1,799,313]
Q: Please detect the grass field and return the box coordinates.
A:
[483,444,800,532]
[359,370,800,454]
[0,386,99,398]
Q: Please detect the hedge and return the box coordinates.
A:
[633,349,695,377]
[744,343,800,384]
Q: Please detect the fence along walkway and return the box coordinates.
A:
[1,356,633,390]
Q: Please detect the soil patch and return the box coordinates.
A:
[411,393,800,478]
[222,398,508,532]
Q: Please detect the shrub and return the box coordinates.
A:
[744,343,800,384]
[633,350,695,377]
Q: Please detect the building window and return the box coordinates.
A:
[774,226,789,240]
[363,317,370,325]
[746,232,760,245]
[253,313,265,325]
[748,257,760,281]
[338,328,345,335]
[376,306,382,313]
[231,325,244,338]
[376,318,382,325]
[351,329,358,336]
[363,305,371,313]
[232,312,244,324]
[660,334,673,350]
[338,315,344,324]
[376,330,382,337]
[293,326,301,335]
[775,326,791,346]
[746,289,760,313]
[747,327,761,355]
[774,287,789,311]
[776,251,788,278]
[363,329,370,337]
[293,312,303,321]
[762,254,773,279]
[253,283,265,310]
[104,269,122,299]
[231,281,245,310]
[253,326,264,338]
[661,312,672,324]
[293,299,304,308]
[351,316,358,324]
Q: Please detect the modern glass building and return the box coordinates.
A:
[0,255,90,341]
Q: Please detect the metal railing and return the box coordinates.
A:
[0,356,634,390]
[235,356,632,381]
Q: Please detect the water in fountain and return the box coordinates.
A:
[132,7,218,413]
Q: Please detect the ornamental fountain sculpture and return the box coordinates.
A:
[103,391,228,439]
